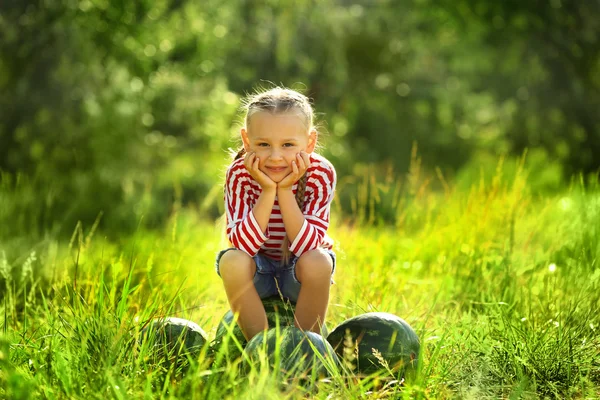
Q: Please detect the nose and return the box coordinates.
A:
[269,148,283,160]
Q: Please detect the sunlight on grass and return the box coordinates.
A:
[1,159,599,399]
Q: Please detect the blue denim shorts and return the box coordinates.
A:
[215,248,336,303]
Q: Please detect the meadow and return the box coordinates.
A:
[1,157,599,399]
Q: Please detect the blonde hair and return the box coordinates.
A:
[234,86,316,264]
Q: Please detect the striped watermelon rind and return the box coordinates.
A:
[140,317,209,360]
[210,297,297,363]
[326,312,420,377]
[243,326,340,378]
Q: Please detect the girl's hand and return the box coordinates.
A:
[244,152,277,191]
[278,151,310,191]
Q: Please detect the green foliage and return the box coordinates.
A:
[2,1,599,233]
[1,2,600,395]
[1,163,599,398]
[1,1,240,233]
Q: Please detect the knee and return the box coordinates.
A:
[218,250,255,281]
[295,249,333,284]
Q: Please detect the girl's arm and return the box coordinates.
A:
[252,188,277,233]
[277,188,305,242]
[243,151,277,233]
[278,154,336,256]
[225,160,275,256]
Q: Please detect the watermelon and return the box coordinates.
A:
[140,317,208,363]
[210,296,297,363]
[326,312,420,378]
[243,326,340,379]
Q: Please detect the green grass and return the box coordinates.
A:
[1,161,599,399]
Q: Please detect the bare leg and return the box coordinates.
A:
[293,249,333,333]
[218,250,268,340]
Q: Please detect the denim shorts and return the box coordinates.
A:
[215,248,336,303]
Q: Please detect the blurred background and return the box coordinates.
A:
[1,0,599,236]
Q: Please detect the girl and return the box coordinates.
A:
[215,87,337,340]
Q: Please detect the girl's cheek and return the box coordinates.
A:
[254,149,266,159]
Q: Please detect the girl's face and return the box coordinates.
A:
[241,111,317,182]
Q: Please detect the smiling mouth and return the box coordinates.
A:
[266,166,287,172]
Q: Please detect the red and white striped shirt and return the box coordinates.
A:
[225,153,336,260]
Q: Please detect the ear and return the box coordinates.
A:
[241,127,250,151]
[306,129,318,153]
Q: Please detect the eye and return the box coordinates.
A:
[257,142,269,147]
[283,143,295,148]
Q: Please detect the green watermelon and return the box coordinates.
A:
[243,326,340,379]
[140,317,208,362]
[326,312,420,378]
[210,296,297,364]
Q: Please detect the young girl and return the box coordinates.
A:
[215,87,337,340]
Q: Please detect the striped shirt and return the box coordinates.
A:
[225,153,336,260]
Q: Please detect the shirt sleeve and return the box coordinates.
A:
[224,162,268,256]
[289,159,336,256]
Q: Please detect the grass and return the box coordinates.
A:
[1,158,599,399]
